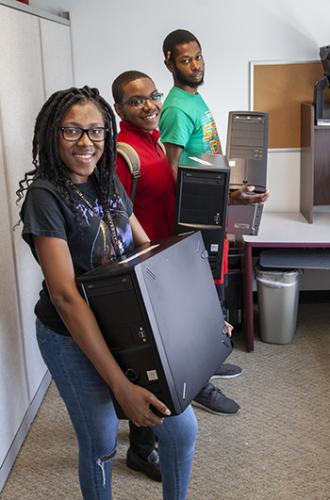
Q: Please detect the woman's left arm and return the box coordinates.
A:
[129,213,150,246]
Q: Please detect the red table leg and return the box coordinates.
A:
[243,242,254,351]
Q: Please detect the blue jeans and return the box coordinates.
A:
[36,319,197,500]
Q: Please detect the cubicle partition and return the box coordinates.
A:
[0,0,73,491]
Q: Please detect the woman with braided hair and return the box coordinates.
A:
[17,86,197,500]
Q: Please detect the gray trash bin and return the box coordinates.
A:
[255,267,302,344]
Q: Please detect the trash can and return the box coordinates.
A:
[255,267,302,344]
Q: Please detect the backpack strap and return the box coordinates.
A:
[117,140,166,203]
[157,139,166,156]
[116,142,141,203]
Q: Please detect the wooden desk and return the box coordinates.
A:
[243,209,330,351]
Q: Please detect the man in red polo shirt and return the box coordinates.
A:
[112,70,245,482]
[113,71,176,241]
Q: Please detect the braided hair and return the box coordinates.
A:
[16,85,118,219]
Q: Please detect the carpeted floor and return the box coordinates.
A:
[1,301,330,500]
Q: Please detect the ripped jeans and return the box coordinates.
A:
[36,319,197,500]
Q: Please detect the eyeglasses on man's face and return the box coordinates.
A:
[122,92,164,108]
[59,127,109,142]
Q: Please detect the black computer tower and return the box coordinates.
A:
[175,154,230,281]
[224,246,244,331]
[77,232,232,418]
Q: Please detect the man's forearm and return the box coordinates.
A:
[163,142,183,182]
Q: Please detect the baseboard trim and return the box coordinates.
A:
[0,370,52,492]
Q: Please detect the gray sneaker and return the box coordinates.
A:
[192,383,240,415]
[210,363,242,380]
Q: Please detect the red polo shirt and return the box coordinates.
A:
[116,121,176,241]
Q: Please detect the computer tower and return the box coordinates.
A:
[226,111,268,192]
[224,245,244,331]
[77,232,232,418]
[175,154,230,281]
[227,203,264,238]
[226,111,268,239]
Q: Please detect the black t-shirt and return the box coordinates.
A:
[22,174,134,334]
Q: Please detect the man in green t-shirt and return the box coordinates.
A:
[160,85,221,158]
[160,29,223,180]
[159,29,269,416]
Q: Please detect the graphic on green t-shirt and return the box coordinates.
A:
[160,87,222,156]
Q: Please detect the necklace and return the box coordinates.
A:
[73,179,125,260]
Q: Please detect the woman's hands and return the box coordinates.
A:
[114,381,171,427]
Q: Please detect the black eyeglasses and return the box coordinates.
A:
[59,127,109,142]
[122,93,164,108]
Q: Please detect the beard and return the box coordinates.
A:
[173,65,204,88]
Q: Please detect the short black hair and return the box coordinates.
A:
[162,29,201,60]
[112,70,152,103]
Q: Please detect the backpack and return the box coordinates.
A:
[116,140,166,203]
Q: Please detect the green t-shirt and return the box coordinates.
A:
[159,86,222,156]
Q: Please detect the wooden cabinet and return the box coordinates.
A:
[300,103,330,222]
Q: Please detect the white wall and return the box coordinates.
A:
[29,0,330,212]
